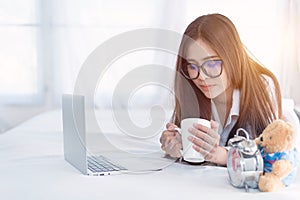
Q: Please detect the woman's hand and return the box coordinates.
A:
[160,123,182,158]
[188,120,227,165]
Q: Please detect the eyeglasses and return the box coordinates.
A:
[181,59,223,80]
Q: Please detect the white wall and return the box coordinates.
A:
[1,0,300,132]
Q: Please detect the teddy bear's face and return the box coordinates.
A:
[256,120,295,154]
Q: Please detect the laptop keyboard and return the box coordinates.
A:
[87,156,127,173]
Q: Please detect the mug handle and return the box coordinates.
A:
[173,127,181,134]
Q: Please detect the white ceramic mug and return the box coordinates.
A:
[175,118,211,163]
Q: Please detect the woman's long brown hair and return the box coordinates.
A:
[173,14,282,143]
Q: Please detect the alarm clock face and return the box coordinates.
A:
[227,148,244,187]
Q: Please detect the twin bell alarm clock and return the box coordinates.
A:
[227,128,263,191]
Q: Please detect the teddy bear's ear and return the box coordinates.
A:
[286,133,296,149]
[286,135,293,150]
[255,135,262,145]
[284,123,296,150]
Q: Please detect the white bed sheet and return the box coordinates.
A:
[0,110,299,200]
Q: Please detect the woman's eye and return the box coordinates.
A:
[206,61,215,67]
[188,64,198,70]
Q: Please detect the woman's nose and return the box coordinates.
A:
[197,69,210,80]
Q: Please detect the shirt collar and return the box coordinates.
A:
[230,89,240,116]
[224,89,240,126]
[211,89,240,125]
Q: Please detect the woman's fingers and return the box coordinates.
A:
[188,135,211,152]
[192,122,219,139]
[166,122,178,131]
[160,130,175,144]
[190,120,220,142]
[165,139,182,158]
[160,122,179,146]
[210,120,219,132]
[188,126,218,146]
[187,120,220,161]
[160,124,182,158]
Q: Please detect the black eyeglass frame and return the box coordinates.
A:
[181,59,223,80]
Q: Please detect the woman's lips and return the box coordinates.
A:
[199,84,215,91]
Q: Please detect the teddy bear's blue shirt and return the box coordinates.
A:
[259,146,298,186]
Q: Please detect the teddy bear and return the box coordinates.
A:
[255,119,298,192]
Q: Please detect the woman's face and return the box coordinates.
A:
[185,39,232,99]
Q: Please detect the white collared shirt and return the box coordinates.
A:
[211,89,240,146]
[210,79,300,147]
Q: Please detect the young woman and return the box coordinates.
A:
[159,13,282,166]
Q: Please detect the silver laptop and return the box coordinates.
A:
[62,94,127,176]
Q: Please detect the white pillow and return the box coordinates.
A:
[282,98,300,148]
